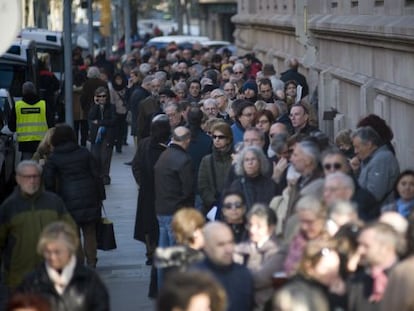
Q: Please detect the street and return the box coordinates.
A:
[96,140,154,311]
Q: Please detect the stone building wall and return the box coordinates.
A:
[232,0,414,169]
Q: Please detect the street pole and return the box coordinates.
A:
[123,0,131,54]
[87,0,94,56]
[64,0,73,126]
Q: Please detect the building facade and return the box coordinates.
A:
[232,0,414,169]
[199,0,237,42]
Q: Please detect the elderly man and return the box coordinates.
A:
[164,103,185,129]
[193,222,254,311]
[0,161,75,290]
[287,140,324,218]
[348,222,400,311]
[223,82,237,101]
[202,98,219,119]
[352,126,400,207]
[323,172,355,206]
[154,126,194,247]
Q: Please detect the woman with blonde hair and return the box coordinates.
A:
[32,127,55,166]
[16,221,109,311]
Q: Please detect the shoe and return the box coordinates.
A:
[145,258,153,266]
[124,161,132,166]
[116,148,122,154]
[123,142,129,146]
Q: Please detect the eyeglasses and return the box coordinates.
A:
[95,94,107,98]
[323,162,342,170]
[212,135,226,140]
[223,202,244,209]
[18,174,40,179]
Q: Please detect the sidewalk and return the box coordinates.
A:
[96,141,154,311]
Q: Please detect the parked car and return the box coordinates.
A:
[141,35,210,53]
[0,88,16,203]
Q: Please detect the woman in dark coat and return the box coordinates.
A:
[17,221,109,311]
[230,146,278,210]
[43,124,103,268]
[132,114,171,264]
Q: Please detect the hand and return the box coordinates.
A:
[350,156,360,172]
[273,158,288,182]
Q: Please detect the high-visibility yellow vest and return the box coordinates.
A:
[15,100,48,142]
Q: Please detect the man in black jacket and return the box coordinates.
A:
[154,126,194,248]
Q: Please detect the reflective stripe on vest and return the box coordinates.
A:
[15,100,48,142]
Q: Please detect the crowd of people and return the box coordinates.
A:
[1,37,414,311]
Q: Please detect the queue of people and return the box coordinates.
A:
[1,37,414,311]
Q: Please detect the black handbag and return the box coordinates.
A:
[96,207,117,251]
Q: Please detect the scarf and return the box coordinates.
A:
[46,255,77,295]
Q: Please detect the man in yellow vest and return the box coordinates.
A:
[9,82,52,160]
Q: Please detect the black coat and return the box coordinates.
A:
[280,68,309,98]
[132,137,167,242]
[17,261,109,311]
[230,175,278,210]
[43,142,102,224]
[154,143,194,215]
[88,102,116,144]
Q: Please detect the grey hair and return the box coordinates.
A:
[37,221,79,256]
[295,195,327,218]
[297,140,321,168]
[247,203,277,226]
[275,100,288,115]
[142,75,155,85]
[325,172,355,193]
[352,126,383,147]
[211,88,225,97]
[203,98,218,108]
[174,82,188,92]
[271,132,290,154]
[233,62,244,72]
[329,200,357,218]
[87,66,101,79]
[16,160,43,176]
[235,146,269,176]
[154,71,167,82]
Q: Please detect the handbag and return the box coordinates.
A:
[96,206,117,251]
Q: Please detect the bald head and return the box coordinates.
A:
[380,212,409,236]
[269,122,288,138]
[203,222,234,266]
[172,126,190,145]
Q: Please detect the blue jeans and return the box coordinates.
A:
[156,215,175,289]
[156,215,175,248]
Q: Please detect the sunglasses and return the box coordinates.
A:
[212,135,226,140]
[234,71,243,74]
[223,202,244,209]
[323,162,342,170]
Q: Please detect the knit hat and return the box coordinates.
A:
[242,80,258,93]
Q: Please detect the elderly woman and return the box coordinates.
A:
[43,124,103,268]
[274,239,345,311]
[284,195,330,275]
[234,204,285,310]
[17,221,109,311]
[229,146,278,209]
[198,122,233,214]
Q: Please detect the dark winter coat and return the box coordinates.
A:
[230,175,278,210]
[43,142,102,224]
[17,261,109,311]
[198,145,233,210]
[79,78,107,113]
[88,102,116,144]
[154,143,194,216]
[129,86,151,136]
[132,137,167,242]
